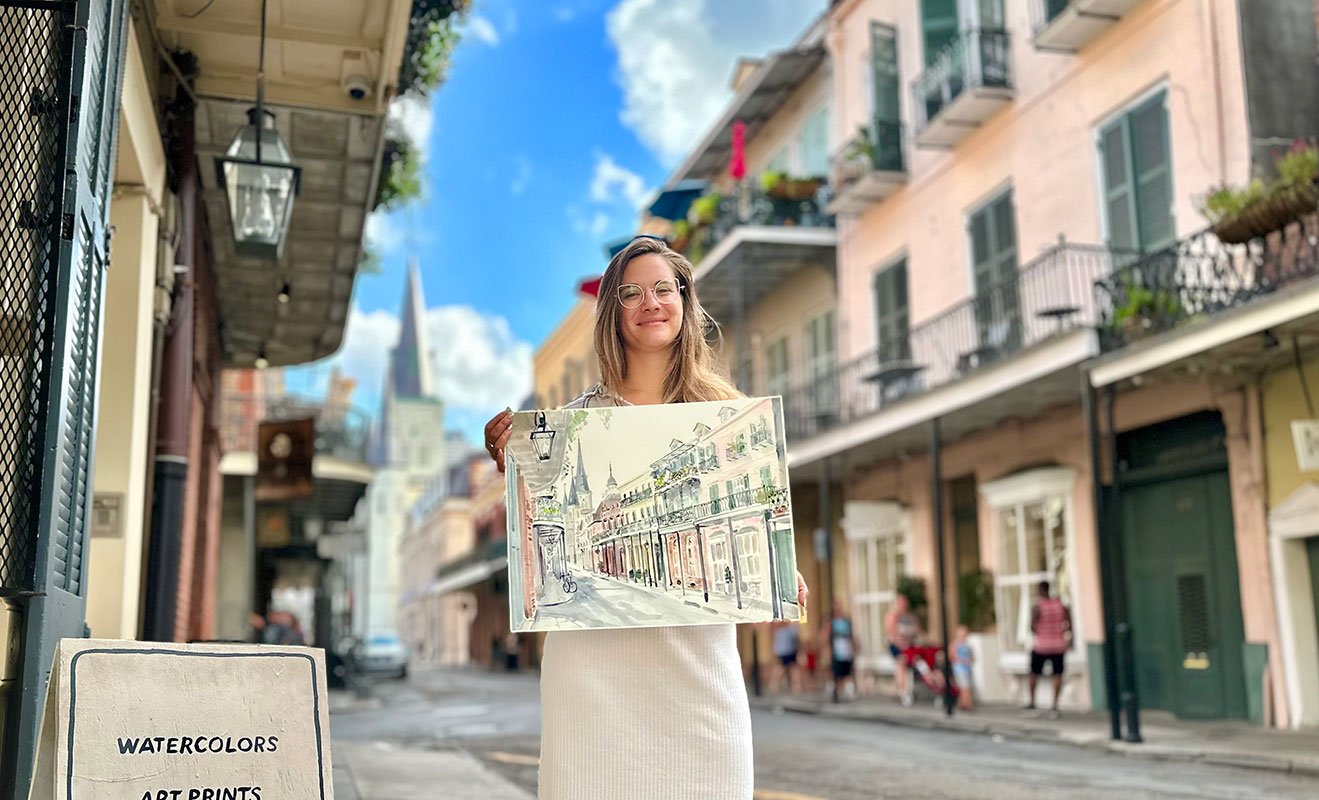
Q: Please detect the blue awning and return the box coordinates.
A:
[604,235,635,259]
[647,179,710,221]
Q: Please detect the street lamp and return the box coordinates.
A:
[530,411,556,461]
[217,108,300,260]
[214,0,301,260]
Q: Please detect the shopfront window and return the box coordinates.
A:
[981,468,1076,659]
[842,501,910,671]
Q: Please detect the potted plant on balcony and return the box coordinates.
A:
[1111,285,1182,341]
[1201,139,1319,244]
[689,193,722,226]
[760,170,824,202]
[670,219,691,253]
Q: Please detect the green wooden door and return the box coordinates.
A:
[873,259,909,362]
[1120,470,1248,719]
[870,22,903,172]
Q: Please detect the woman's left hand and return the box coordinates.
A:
[796,571,809,608]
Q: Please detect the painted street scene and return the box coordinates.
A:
[504,398,800,632]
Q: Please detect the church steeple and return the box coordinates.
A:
[607,463,617,492]
[574,446,590,495]
[388,256,434,400]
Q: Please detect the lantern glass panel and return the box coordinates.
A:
[222,120,297,257]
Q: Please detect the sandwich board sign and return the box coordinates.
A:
[28,639,332,800]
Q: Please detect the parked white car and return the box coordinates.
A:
[359,632,409,679]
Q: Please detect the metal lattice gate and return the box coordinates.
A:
[0,1,128,794]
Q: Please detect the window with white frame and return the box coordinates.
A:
[841,501,910,671]
[980,467,1077,662]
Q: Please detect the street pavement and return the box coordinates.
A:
[532,571,726,629]
[331,666,1319,799]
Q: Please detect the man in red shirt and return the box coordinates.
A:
[1028,580,1072,716]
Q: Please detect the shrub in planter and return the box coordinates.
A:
[689,193,722,226]
[1111,285,1181,340]
[1201,140,1319,243]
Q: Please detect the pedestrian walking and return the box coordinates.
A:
[483,236,809,799]
[1027,579,1072,716]
[952,625,975,711]
[884,593,920,704]
[771,620,802,695]
[823,600,858,703]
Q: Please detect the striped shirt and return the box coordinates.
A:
[1033,597,1070,655]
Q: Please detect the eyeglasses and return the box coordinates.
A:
[617,279,684,309]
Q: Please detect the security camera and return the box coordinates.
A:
[343,74,372,101]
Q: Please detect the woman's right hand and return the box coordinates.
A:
[483,409,513,473]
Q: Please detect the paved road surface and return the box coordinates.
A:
[532,571,721,629]
[333,668,1319,799]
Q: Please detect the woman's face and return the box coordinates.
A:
[618,253,684,355]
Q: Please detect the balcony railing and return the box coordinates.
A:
[829,118,906,214]
[783,243,1132,440]
[678,183,834,266]
[1097,213,1319,350]
[221,393,371,463]
[912,28,1013,147]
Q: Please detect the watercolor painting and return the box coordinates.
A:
[504,397,801,632]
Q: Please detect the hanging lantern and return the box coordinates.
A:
[530,411,557,461]
[216,108,300,260]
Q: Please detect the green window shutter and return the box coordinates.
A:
[968,191,1021,347]
[798,105,830,178]
[9,0,131,795]
[870,22,903,171]
[921,0,960,65]
[1099,91,1173,253]
[805,311,835,378]
[873,259,910,361]
[765,337,789,397]
[1099,117,1139,251]
[760,466,773,487]
[1130,93,1174,251]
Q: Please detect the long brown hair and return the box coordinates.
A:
[594,237,740,404]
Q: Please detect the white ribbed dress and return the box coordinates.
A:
[537,387,753,800]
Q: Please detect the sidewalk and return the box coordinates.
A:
[751,692,1319,777]
[333,741,531,800]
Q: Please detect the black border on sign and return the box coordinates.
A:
[67,649,325,800]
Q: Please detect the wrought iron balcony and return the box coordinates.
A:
[221,392,371,463]
[680,183,834,266]
[828,119,906,215]
[1031,0,1145,53]
[912,28,1014,149]
[783,243,1131,440]
[1096,213,1319,351]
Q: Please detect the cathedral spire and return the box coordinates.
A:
[607,462,617,492]
[388,256,434,399]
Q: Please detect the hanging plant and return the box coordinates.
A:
[690,193,722,225]
[1200,139,1319,244]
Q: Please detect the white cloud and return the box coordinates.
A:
[363,212,401,254]
[569,206,612,239]
[466,15,500,46]
[606,0,826,165]
[425,306,533,413]
[385,91,434,159]
[589,152,649,209]
[510,155,533,196]
[329,303,533,421]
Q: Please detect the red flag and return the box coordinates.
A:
[577,275,602,298]
[729,120,746,181]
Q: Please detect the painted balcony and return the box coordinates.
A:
[827,119,907,215]
[676,183,836,327]
[1096,213,1319,354]
[1031,0,1147,53]
[912,29,1014,149]
[783,243,1133,462]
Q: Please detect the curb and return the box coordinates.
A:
[754,698,1319,778]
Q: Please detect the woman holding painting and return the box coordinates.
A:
[483,236,808,799]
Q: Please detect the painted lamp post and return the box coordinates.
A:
[530,411,556,461]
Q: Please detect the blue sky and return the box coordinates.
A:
[286,0,825,443]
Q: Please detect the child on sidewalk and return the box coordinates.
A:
[953,625,975,711]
